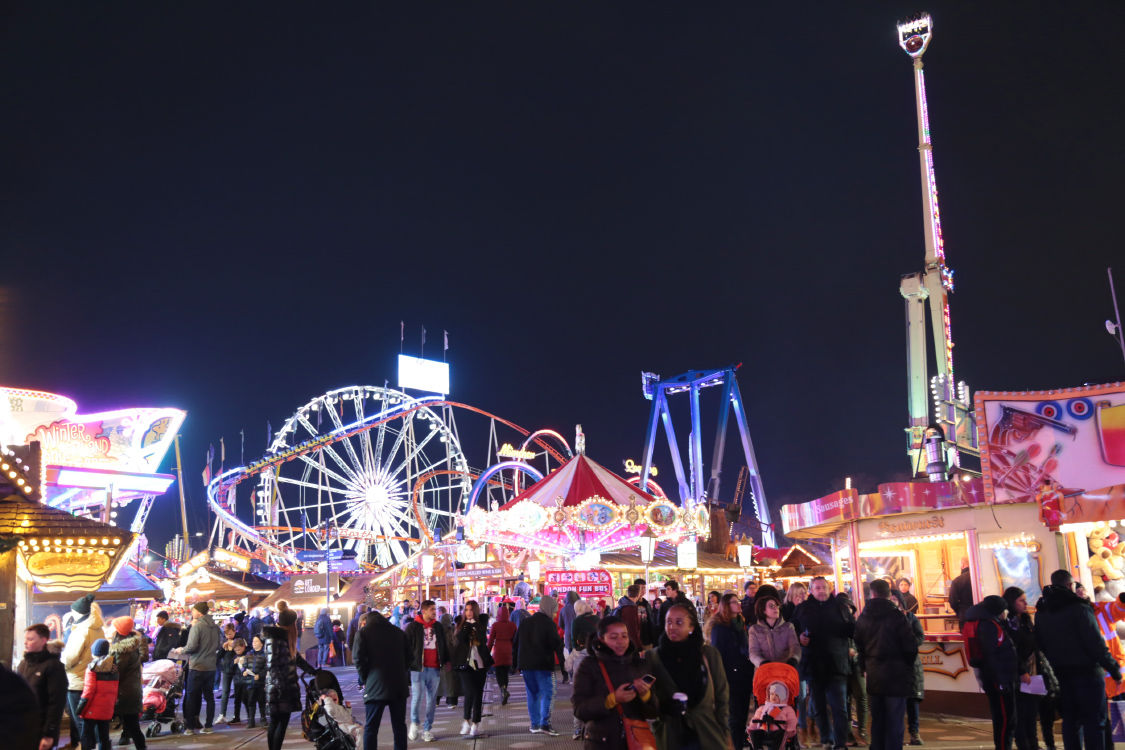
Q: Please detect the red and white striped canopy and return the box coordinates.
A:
[499,454,658,511]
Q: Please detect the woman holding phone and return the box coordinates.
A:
[572,616,659,750]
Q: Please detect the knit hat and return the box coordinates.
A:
[278,609,298,627]
[981,595,1008,618]
[114,616,135,636]
[768,682,789,703]
[233,612,245,623]
[91,639,109,657]
[72,593,95,615]
[193,601,210,615]
[538,595,558,617]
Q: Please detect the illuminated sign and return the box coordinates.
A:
[397,355,449,395]
[544,568,612,597]
[180,550,210,578]
[290,573,339,598]
[677,540,698,570]
[212,548,251,572]
[877,516,946,535]
[25,551,114,593]
[457,544,487,564]
[53,467,175,494]
[623,459,657,476]
[498,444,536,460]
[918,643,969,678]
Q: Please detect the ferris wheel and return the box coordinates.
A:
[255,386,469,567]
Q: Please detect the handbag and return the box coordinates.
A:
[598,661,657,750]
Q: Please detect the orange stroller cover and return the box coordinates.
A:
[752,662,800,707]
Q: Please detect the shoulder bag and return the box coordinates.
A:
[598,661,657,750]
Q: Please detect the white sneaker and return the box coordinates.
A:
[408,724,420,740]
[469,724,482,737]
[422,730,435,742]
[460,721,471,735]
[215,715,226,725]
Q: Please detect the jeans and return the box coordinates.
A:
[318,642,331,667]
[459,669,488,724]
[907,698,921,735]
[523,669,557,729]
[66,690,85,747]
[798,680,809,730]
[219,671,234,716]
[868,695,906,750]
[808,675,849,749]
[410,668,441,730]
[82,719,110,750]
[846,666,868,737]
[267,711,290,750]
[185,669,217,729]
[1055,670,1107,750]
[983,682,1017,750]
[365,698,407,750]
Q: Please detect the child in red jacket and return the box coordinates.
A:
[76,639,118,750]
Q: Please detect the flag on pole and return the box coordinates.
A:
[267,421,272,448]
[444,331,449,350]
[220,437,225,463]
[202,463,211,486]
[302,511,308,543]
[400,321,404,353]
[421,326,426,357]
[240,429,245,464]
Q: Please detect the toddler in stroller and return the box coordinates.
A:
[301,671,360,750]
[748,663,800,750]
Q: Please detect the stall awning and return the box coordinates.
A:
[177,566,279,604]
[35,563,163,602]
[256,573,339,611]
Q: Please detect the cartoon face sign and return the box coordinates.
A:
[648,502,678,528]
[578,502,616,528]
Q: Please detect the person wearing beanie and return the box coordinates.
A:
[231,612,250,644]
[182,601,223,735]
[16,623,67,750]
[965,594,1022,750]
[62,594,103,748]
[108,617,146,749]
[77,637,118,750]
[278,609,298,627]
[513,594,565,735]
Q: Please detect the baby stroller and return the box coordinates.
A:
[141,659,187,737]
[301,670,357,750]
[749,662,801,750]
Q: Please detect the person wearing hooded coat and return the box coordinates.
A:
[561,591,581,651]
[854,580,918,750]
[314,608,333,668]
[181,602,222,734]
[965,595,1023,750]
[62,594,104,749]
[263,610,315,750]
[572,616,659,750]
[514,595,566,735]
[354,610,411,750]
[16,625,67,750]
[572,601,599,656]
[889,590,926,746]
[488,605,517,705]
[108,617,147,750]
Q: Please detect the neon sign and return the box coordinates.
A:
[623,459,657,476]
[32,421,113,467]
[498,443,536,460]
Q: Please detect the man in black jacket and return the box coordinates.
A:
[794,577,855,750]
[856,580,919,750]
[354,611,410,750]
[151,612,182,662]
[656,580,691,641]
[741,580,759,626]
[1036,570,1122,750]
[16,624,68,750]
[513,594,565,736]
[948,558,973,625]
[403,601,448,742]
[965,595,1022,750]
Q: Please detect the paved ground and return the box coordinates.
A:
[107,667,1061,750]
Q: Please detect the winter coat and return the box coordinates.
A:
[79,656,119,722]
[561,592,581,651]
[236,648,266,687]
[16,640,68,743]
[854,598,918,697]
[405,616,450,671]
[965,603,1022,686]
[948,568,973,624]
[645,641,730,750]
[183,614,222,672]
[110,630,145,715]
[263,625,313,713]
[573,613,599,653]
[353,616,410,703]
[573,638,660,750]
[905,611,925,701]
[345,611,364,657]
[741,595,757,627]
[1035,585,1121,680]
[792,594,855,680]
[152,622,182,661]
[247,616,263,642]
[514,611,565,672]
[709,619,752,694]
[748,617,801,668]
[487,607,517,667]
[454,615,494,670]
[616,600,643,651]
[218,648,241,677]
[62,608,105,691]
[314,614,333,645]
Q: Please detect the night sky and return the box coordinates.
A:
[2,3,1122,553]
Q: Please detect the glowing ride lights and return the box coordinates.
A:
[498,444,537,460]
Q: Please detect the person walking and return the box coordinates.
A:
[514,594,566,736]
[77,638,118,750]
[354,610,410,750]
[405,600,449,741]
[572,616,659,750]
[264,609,316,750]
[709,592,754,749]
[487,604,516,706]
[645,602,730,750]
[966,595,1022,750]
[108,617,147,750]
[889,590,926,746]
[181,602,222,735]
[793,577,856,750]
[16,624,67,750]
[1035,570,1121,750]
[62,594,104,750]
[151,611,182,662]
[452,601,492,737]
[314,608,333,668]
[854,579,918,750]
[511,599,530,629]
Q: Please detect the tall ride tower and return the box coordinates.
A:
[897,15,977,477]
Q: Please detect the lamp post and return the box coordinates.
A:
[527,558,541,597]
[421,553,435,601]
[737,540,754,591]
[638,528,658,587]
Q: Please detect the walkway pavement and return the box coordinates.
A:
[132,667,1059,750]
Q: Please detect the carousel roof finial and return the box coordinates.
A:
[575,424,586,456]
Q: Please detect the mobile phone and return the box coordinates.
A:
[623,684,636,691]
[641,675,656,686]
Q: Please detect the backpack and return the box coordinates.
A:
[962,619,1001,668]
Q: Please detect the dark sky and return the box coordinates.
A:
[2,3,1122,553]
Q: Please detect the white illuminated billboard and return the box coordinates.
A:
[398,355,450,394]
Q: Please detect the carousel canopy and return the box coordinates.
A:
[499,454,658,510]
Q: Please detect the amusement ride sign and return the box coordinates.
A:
[543,568,613,597]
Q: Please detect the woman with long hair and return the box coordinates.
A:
[780,583,806,623]
[453,601,493,737]
[708,593,753,749]
[573,616,659,749]
[645,603,731,750]
[1002,587,1058,750]
[263,609,315,750]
